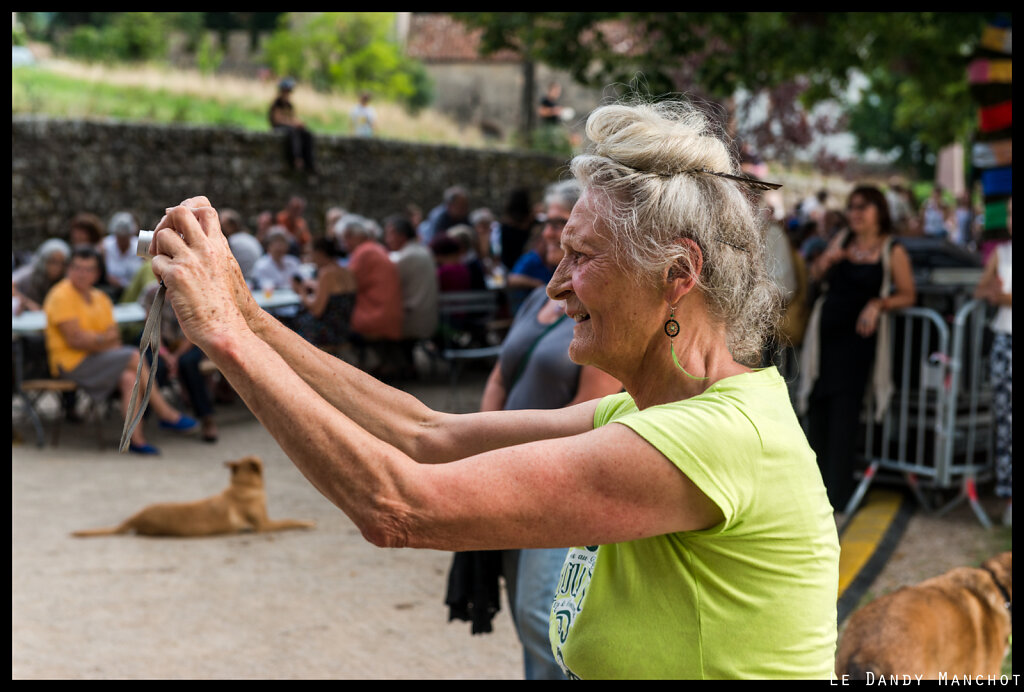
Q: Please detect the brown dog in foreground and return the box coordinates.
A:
[835,551,1012,680]
[72,456,315,538]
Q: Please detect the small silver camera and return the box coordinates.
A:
[137,230,156,259]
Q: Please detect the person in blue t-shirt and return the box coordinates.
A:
[507,224,555,314]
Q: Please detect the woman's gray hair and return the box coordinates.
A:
[570,97,781,364]
[469,207,495,226]
[34,238,72,265]
[544,179,582,212]
[446,224,476,253]
[19,238,72,305]
[265,226,291,244]
[108,211,138,237]
[336,214,370,241]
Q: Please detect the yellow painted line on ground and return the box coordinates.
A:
[837,490,904,597]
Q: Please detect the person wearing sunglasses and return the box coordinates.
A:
[448,180,622,679]
[148,97,839,679]
[800,185,917,512]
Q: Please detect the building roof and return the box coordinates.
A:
[405,13,522,63]
[405,13,646,64]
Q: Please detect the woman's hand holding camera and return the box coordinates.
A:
[149,197,259,351]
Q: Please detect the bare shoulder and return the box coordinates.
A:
[321,263,355,290]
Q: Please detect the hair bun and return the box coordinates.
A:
[586,101,733,178]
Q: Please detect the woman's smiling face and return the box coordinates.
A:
[547,189,665,371]
[542,201,572,267]
[846,193,880,234]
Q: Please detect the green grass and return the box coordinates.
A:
[12,67,352,134]
[11,59,492,148]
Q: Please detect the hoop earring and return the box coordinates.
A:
[666,307,708,381]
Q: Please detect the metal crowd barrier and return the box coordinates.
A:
[937,299,996,525]
[839,300,996,528]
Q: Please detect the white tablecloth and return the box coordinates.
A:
[12,290,301,335]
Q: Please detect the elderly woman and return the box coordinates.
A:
[149,98,839,679]
[101,211,146,299]
[13,238,71,312]
[249,226,301,291]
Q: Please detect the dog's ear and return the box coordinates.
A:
[247,459,263,475]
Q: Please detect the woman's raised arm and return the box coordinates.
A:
[151,198,598,465]
[248,303,600,462]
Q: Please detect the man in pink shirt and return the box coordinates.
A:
[338,215,403,341]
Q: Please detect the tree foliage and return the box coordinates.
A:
[27,12,435,114]
[261,12,434,114]
[56,13,202,63]
[31,12,276,48]
[456,12,999,174]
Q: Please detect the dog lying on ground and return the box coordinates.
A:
[835,551,1012,679]
[72,456,315,538]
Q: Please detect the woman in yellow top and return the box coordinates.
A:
[149,97,839,679]
[43,247,196,455]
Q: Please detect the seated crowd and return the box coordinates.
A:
[13,188,553,449]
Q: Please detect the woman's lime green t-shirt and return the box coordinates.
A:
[549,367,840,679]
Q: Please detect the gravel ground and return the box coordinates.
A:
[12,371,1011,679]
[861,499,1011,603]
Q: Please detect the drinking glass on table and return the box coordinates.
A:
[260,279,275,300]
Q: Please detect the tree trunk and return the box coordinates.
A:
[521,59,536,144]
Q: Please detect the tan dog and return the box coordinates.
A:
[72,456,315,538]
[835,551,1012,680]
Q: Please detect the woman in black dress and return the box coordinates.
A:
[804,185,916,511]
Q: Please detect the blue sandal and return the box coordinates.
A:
[129,442,161,455]
[159,415,198,432]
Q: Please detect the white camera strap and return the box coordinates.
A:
[119,281,165,453]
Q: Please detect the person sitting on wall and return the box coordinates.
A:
[269,77,316,173]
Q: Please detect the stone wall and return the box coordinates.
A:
[11,116,568,253]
